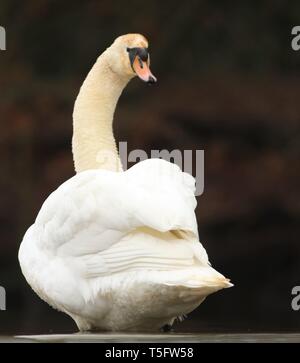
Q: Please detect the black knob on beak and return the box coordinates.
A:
[127,47,149,70]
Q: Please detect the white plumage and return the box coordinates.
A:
[19,34,231,331]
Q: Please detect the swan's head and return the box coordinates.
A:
[107,34,157,84]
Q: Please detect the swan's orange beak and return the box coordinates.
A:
[132,57,157,84]
[127,47,157,84]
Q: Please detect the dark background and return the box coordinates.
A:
[0,0,300,334]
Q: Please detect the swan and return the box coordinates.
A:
[19,34,232,332]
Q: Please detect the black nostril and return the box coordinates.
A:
[147,76,157,85]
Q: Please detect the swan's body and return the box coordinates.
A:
[19,34,231,331]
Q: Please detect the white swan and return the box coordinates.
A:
[19,34,232,332]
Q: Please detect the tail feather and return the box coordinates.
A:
[163,266,233,291]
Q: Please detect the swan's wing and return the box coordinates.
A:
[123,158,199,237]
[33,159,205,278]
[82,227,209,279]
[34,169,132,255]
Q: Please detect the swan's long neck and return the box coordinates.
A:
[72,52,130,172]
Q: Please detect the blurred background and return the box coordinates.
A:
[0,0,300,334]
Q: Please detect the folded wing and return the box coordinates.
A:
[34,159,207,278]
